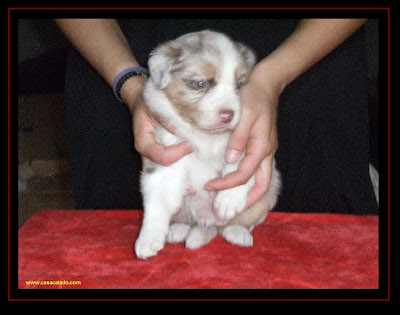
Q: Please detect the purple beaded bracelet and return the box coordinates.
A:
[112,67,149,102]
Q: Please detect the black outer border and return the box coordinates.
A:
[8,5,390,302]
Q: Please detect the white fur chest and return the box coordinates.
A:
[156,126,229,188]
[152,126,231,226]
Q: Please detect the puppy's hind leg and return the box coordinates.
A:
[167,223,191,243]
[185,225,217,250]
[218,163,281,248]
[219,225,253,247]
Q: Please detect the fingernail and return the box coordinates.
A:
[185,142,195,152]
[226,149,241,163]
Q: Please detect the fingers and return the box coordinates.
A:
[205,153,274,210]
[205,116,274,191]
[142,142,193,166]
[225,117,251,163]
[204,147,265,191]
[133,101,193,166]
[158,117,178,136]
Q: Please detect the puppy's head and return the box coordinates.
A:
[147,30,256,134]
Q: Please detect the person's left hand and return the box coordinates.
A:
[205,61,282,209]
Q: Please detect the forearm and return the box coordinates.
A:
[256,19,367,92]
[55,19,145,109]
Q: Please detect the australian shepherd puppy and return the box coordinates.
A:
[135,30,281,259]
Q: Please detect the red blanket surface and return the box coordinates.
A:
[18,210,378,289]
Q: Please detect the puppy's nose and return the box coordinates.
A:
[219,110,234,123]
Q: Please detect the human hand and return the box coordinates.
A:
[132,99,193,166]
[121,78,193,167]
[205,61,283,209]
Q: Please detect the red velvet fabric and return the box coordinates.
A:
[18,210,378,289]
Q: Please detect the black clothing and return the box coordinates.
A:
[63,19,378,214]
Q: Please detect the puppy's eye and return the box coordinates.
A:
[193,80,209,89]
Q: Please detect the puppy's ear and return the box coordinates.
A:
[148,43,182,89]
[236,42,257,71]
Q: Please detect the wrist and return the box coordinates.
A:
[113,66,148,101]
[120,75,147,112]
[249,58,290,96]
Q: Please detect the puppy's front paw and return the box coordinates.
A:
[214,187,248,221]
[185,225,217,250]
[167,223,191,243]
[135,231,165,259]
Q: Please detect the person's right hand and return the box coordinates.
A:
[129,89,193,167]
